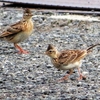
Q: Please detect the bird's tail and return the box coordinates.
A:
[87,43,100,53]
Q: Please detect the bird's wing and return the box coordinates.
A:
[59,50,87,65]
[0,20,26,37]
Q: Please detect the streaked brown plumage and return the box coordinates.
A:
[45,44,100,81]
[0,8,34,54]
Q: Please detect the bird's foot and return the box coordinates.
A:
[58,74,69,82]
[77,74,86,80]
[18,49,29,54]
[14,44,29,54]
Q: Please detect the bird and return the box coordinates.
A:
[0,8,34,54]
[45,43,100,81]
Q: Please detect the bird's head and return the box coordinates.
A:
[23,8,33,19]
[45,44,59,59]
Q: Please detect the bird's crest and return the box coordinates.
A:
[46,44,54,51]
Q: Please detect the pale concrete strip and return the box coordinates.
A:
[33,14,100,22]
[50,15,100,22]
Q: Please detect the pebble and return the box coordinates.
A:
[0,8,100,100]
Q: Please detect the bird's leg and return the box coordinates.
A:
[58,69,73,82]
[77,67,86,80]
[14,43,29,54]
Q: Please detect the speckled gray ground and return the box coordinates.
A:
[0,8,100,100]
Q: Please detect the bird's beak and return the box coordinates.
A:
[44,51,47,55]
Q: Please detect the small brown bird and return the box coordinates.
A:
[45,44,100,81]
[0,8,34,54]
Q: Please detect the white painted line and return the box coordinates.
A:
[33,14,100,22]
[50,15,100,21]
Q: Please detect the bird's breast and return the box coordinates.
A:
[24,20,33,35]
[52,60,81,70]
[60,62,80,70]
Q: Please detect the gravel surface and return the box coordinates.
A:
[0,8,100,100]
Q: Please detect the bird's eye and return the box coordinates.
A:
[49,50,52,53]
